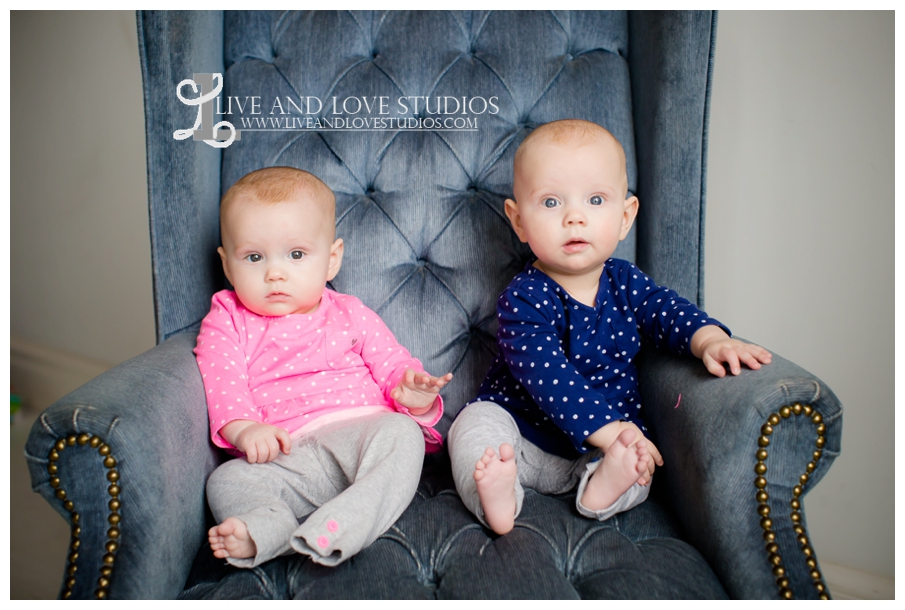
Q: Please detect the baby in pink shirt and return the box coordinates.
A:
[196,167,452,567]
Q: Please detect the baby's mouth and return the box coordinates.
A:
[563,238,589,253]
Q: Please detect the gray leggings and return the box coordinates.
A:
[448,401,649,527]
[206,411,425,567]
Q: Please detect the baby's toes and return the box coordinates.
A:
[480,448,496,464]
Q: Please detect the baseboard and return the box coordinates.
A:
[10,336,113,414]
[822,561,894,600]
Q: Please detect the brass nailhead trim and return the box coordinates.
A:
[48,435,121,599]
[755,403,829,600]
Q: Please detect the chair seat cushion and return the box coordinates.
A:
[179,453,727,599]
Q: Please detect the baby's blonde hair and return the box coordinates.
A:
[220,166,336,235]
[514,119,626,184]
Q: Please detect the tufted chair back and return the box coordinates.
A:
[141,10,716,431]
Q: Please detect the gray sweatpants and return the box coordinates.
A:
[206,411,425,568]
[448,401,649,527]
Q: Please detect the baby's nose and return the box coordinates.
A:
[265,265,286,280]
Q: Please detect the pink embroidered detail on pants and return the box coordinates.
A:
[317,536,329,548]
[327,520,339,532]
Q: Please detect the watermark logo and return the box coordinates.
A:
[174,73,240,148]
[174,72,498,149]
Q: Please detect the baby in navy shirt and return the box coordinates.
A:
[448,119,772,535]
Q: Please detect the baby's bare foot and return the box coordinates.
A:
[581,429,648,511]
[209,517,256,559]
[474,443,518,535]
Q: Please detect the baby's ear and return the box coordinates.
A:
[217,246,232,283]
[504,199,529,243]
[326,238,344,281]
[620,196,639,240]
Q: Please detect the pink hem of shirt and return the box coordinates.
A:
[289,405,392,439]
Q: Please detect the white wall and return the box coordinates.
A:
[10,11,154,367]
[8,10,894,582]
[706,11,894,578]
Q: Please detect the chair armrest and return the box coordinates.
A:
[25,332,220,599]
[637,341,842,600]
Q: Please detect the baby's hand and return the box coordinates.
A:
[691,326,772,378]
[226,421,292,464]
[391,368,453,415]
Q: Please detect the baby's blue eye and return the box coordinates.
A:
[290,250,304,260]
[246,253,262,263]
[590,195,603,206]
[543,198,559,208]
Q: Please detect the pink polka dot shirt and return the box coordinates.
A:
[194,289,443,454]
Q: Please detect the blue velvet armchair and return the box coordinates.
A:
[26,10,842,599]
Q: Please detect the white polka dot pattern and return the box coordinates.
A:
[194,288,443,451]
[470,258,729,457]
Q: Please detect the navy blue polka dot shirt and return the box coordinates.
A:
[469,258,730,459]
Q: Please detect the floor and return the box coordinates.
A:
[10,410,72,599]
